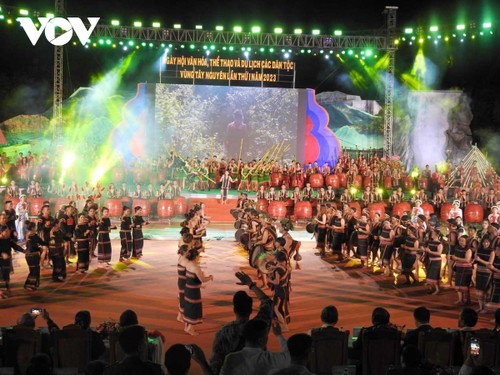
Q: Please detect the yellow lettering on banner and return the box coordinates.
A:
[179,70,195,78]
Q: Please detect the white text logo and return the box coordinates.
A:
[18,17,100,46]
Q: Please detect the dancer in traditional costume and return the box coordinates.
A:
[474,237,495,313]
[74,213,90,273]
[24,221,47,290]
[452,235,473,305]
[423,225,443,295]
[132,206,149,259]
[119,207,133,263]
[97,207,117,267]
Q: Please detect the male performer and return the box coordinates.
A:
[220,170,237,205]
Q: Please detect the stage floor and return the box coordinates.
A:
[0,223,494,374]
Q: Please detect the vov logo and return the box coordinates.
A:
[18,17,100,46]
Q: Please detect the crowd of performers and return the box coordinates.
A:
[176,204,214,336]
[230,194,303,332]
[0,196,151,299]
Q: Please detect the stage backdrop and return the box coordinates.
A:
[111,83,342,168]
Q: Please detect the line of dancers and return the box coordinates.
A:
[0,198,150,298]
[231,196,303,331]
[310,202,500,313]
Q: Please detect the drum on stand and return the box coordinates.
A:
[235,228,245,242]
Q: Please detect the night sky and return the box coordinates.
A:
[1,0,499,161]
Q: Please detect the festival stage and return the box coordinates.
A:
[0,223,494,374]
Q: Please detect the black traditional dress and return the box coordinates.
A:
[401,237,418,276]
[454,245,472,292]
[425,240,442,285]
[475,244,494,292]
[132,215,145,258]
[74,223,90,272]
[50,230,66,281]
[177,257,187,316]
[24,232,47,289]
[120,215,133,260]
[183,264,203,325]
[0,225,12,291]
[97,218,113,263]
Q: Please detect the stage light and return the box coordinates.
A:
[260,47,265,52]
[19,9,29,16]
[404,28,413,34]
[195,25,203,30]
[334,30,342,36]
[141,42,146,46]
[173,24,181,29]
[445,36,449,41]
[430,26,438,32]
[234,26,242,32]
[0,177,7,185]
[274,27,283,34]
[377,188,383,195]
[133,21,142,27]
[350,187,357,195]
[6,18,12,24]
[348,50,353,55]
[189,44,195,49]
[149,42,154,47]
[319,50,324,54]
[128,41,134,46]
[62,151,76,170]
[98,39,104,45]
[206,50,210,56]
[411,189,416,195]
[294,28,302,34]
[152,22,161,28]
[46,13,54,19]
[123,46,128,51]
[180,44,185,48]
[0,15,4,20]
[210,45,216,50]
[251,26,261,33]
[111,20,120,26]
[456,24,465,30]
[365,49,373,57]
[228,46,234,51]
[269,47,274,52]
[312,29,320,35]
[419,38,424,44]
[215,25,223,31]
[325,55,329,59]
[243,51,249,58]
[222,46,227,50]
[483,22,492,29]
[284,52,290,59]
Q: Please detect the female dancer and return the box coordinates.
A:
[268,250,291,332]
[176,244,189,323]
[423,226,443,295]
[97,207,117,267]
[49,218,66,282]
[119,206,133,263]
[87,206,99,258]
[356,213,371,268]
[132,206,149,259]
[74,213,90,273]
[183,247,213,335]
[452,235,473,305]
[400,226,419,284]
[474,237,495,312]
[277,222,302,269]
[24,221,48,290]
[15,194,28,242]
[487,238,500,311]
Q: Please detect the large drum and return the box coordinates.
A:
[349,202,362,219]
[256,199,269,212]
[235,228,245,242]
[440,202,453,223]
[290,178,304,189]
[268,201,287,220]
[157,199,174,219]
[309,174,324,188]
[421,202,435,220]
[132,199,151,217]
[239,232,250,247]
[104,199,122,218]
[294,201,312,219]
[368,202,385,219]
[173,196,187,216]
[337,173,347,188]
[465,203,484,223]
[383,176,392,190]
[353,175,363,189]
[393,202,411,219]
[363,176,372,188]
[28,197,45,216]
[325,174,340,189]
[418,178,428,191]
[270,173,283,187]
[403,176,414,191]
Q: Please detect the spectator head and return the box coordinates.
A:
[17,312,35,328]
[495,308,500,329]
[26,353,52,375]
[85,360,108,375]
[287,333,313,365]
[320,305,339,325]
[413,306,430,326]
[119,309,138,327]
[118,325,146,355]
[459,307,478,329]
[75,310,91,330]
[233,291,253,319]
[242,319,269,348]
[400,345,421,368]
[372,307,390,326]
[164,344,191,375]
